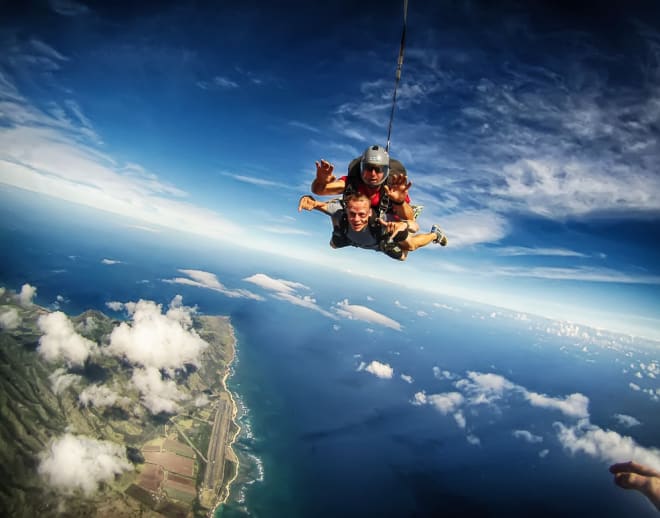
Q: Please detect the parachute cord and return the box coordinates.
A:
[385,0,408,154]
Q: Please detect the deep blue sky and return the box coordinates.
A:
[1,0,659,339]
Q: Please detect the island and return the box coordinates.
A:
[0,288,241,518]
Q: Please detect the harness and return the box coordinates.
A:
[331,204,408,261]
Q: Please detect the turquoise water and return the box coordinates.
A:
[2,189,659,517]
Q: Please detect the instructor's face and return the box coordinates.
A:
[346,199,370,232]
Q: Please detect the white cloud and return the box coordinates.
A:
[495,246,588,258]
[453,411,466,429]
[243,273,308,294]
[432,366,455,380]
[0,307,20,329]
[455,371,515,405]
[132,367,188,414]
[333,299,402,331]
[48,0,91,17]
[496,157,660,218]
[37,311,97,366]
[221,172,292,190]
[197,75,239,90]
[466,434,481,446]
[427,392,465,414]
[243,273,334,317]
[555,419,660,472]
[523,391,589,419]
[513,429,544,444]
[165,269,263,300]
[0,73,246,246]
[106,301,123,311]
[613,414,641,428]
[194,394,210,407]
[49,368,82,395]
[107,297,208,370]
[436,210,509,247]
[38,433,132,494]
[629,382,641,391]
[79,384,126,408]
[539,449,550,458]
[400,374,414,384]
[411,391,427,406]
[19,283,37,306]
[358,360,394,379]
[101,258,122,265]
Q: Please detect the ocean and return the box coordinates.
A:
[1,188,659,517]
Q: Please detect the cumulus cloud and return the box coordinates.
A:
[19,283,37,306]
[333,299,402,331]
[101,258,122,265]
[243,273,334,317]
[613,414,641,428]
[412,368,592,447]
[455,371,515,405]
[107,296,208,370]
[38,312,97,366]
[555,419,660,472]
[412,391,428,406]
[401,374,414,384]
[132,367,189,414]
[466,434,481,446]
[524,391,589,419]
[427,392,465,414]
[0,307,20,329]
[432,366,455,380]
[513,429,544,444]
[165,269,263,300]
[358,360,394,379]
[49,368,82,395]
[79,384,127,408]
[194,394,210,407]
[38,433,132,494]
[106,301,123,311]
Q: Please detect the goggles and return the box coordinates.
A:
[361,162,389,175]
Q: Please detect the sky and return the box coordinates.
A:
[1,0,659,340]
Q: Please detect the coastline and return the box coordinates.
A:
[212,316,242,515]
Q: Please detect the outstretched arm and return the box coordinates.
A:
[311,159,346,196]
[298,195,331,215]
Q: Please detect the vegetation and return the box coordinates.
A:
[0,291,236,517]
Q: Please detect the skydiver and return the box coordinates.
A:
[311,145,416,223]
[298,192,446,261]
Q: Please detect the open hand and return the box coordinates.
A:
[315,159,336,184]
[384,173,412,204]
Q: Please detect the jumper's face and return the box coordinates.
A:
[360,163,387,187]
[346,199,371,232]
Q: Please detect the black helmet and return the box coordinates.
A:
[360,145,390,186]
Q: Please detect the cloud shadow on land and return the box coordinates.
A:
[68,361,110,384]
